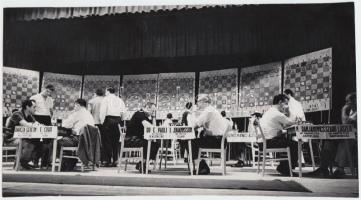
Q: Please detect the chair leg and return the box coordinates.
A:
[222,148,226,176]
[141,153,144,174]
[257,151,261,174]
[309,140,315,171]
[58,147,64,172]
[262,150,266,176]
[118,148,124,173]
[196,150,202,175]
[81,161,84,172]
[287,147,293,177]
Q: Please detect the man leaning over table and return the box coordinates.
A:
[190,94,230,175]
[6,99,42,170]
[125,102,160,173]
[259,94,297,176]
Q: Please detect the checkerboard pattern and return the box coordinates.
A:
[42,72,82,119]
[82,75,120,101]
[284,48,332,112]
[239,62,282,117]
[2,67,40,112]
[199,69,238,117]
[122,74,158,120]
[157,72,195,119]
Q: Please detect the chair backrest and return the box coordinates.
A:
[118,124,127,142]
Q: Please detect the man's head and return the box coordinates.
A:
[22,99,36,114]
[95,89,104,96]
[105,87,116,95]
[221,110,226,118]
[272,94,290,113]
[74,99,87,110]
[197,94,211,109]
[143,102,156,117]
[42,84,55,97]
[166,113,173,119]
[284,89,294,98]
[345,92,356,106]
[185,102,193,110]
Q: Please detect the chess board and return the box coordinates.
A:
[157,72,195,119]
[82,75,120,101]
[239,62,282,117]
[284,48,332,112]
[2,67,40,113]
[122,74,158,120]
[199,68,238,117]
[42,72,82,119]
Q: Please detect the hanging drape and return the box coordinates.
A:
[5,5,232,21]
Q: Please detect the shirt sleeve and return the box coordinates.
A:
[194,110,210,128]
[62,112,77,129]
[277,113,294,127]
[119,98,126,113]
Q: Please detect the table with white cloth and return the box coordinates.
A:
[13,126,58,172]
[144,126,195,175]
[286,124,356,177]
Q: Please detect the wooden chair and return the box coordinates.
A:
[196,126,231,176]
[255,124,293,177]
[2,127,17,166]
[117,124,144,173]
[58,125,100,172]
[156,139,180,168]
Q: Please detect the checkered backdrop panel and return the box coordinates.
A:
[284,48,332,112]
[42,72,82,119]
[199,68,238,117]
[122,74,158,120]
[2,67,40,116]
[239,62,282,117]
[82,75,120,101]
[157,72,195,120]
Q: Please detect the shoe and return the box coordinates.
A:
[135,161,141,170]
[198,168,210,175]
[307,167,330,178]
[276,165,292,176]
[20,163,34,170]
[231,160,244,168]
[184,158,188,163]
[136,162,151,173]
[332,170,345,179]
[100,162,111,167]
[111,162,118,167]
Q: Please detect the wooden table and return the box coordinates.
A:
[144,126,195,175]
[287,124,356,177]
[13,126,58,172]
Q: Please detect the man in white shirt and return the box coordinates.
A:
[191,94,230,174]
[284,89,306,122]
[99,87,126,167]
[259,94,297,176]
[58,99,95,147]
[30,84,55,167]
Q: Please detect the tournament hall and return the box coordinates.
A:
[2,2,358,198]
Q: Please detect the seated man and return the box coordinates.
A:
[58,99,95,148]
[259,94,297,176]
[191,94,230,174]
[125,102,160,173]
[6,99,42,169]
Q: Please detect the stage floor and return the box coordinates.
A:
[2,160,359,197]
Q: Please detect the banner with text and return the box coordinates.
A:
[14,126,58,139]
[295,124,355,140]
[144,126,195,140]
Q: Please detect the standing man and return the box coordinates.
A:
[99,87,126,167]
[259,94,297,176]
[30,84,55,167]
[88,89,105,164]
[284,89,306,122]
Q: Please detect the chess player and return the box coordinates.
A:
[190,94,230,174]
[259,94,297,176]
[99,87,126,167]
[6,99,41,170]
[88,88,105,163]
[30,84,55,167]
[125,102,160,173]
[284,89,306,122]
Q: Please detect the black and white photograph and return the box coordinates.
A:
[1,0,359,198]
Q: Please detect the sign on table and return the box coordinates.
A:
[226,131,258,143]
[14,126,58,138]
[144,126,195,140]
[295,124,355,140]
